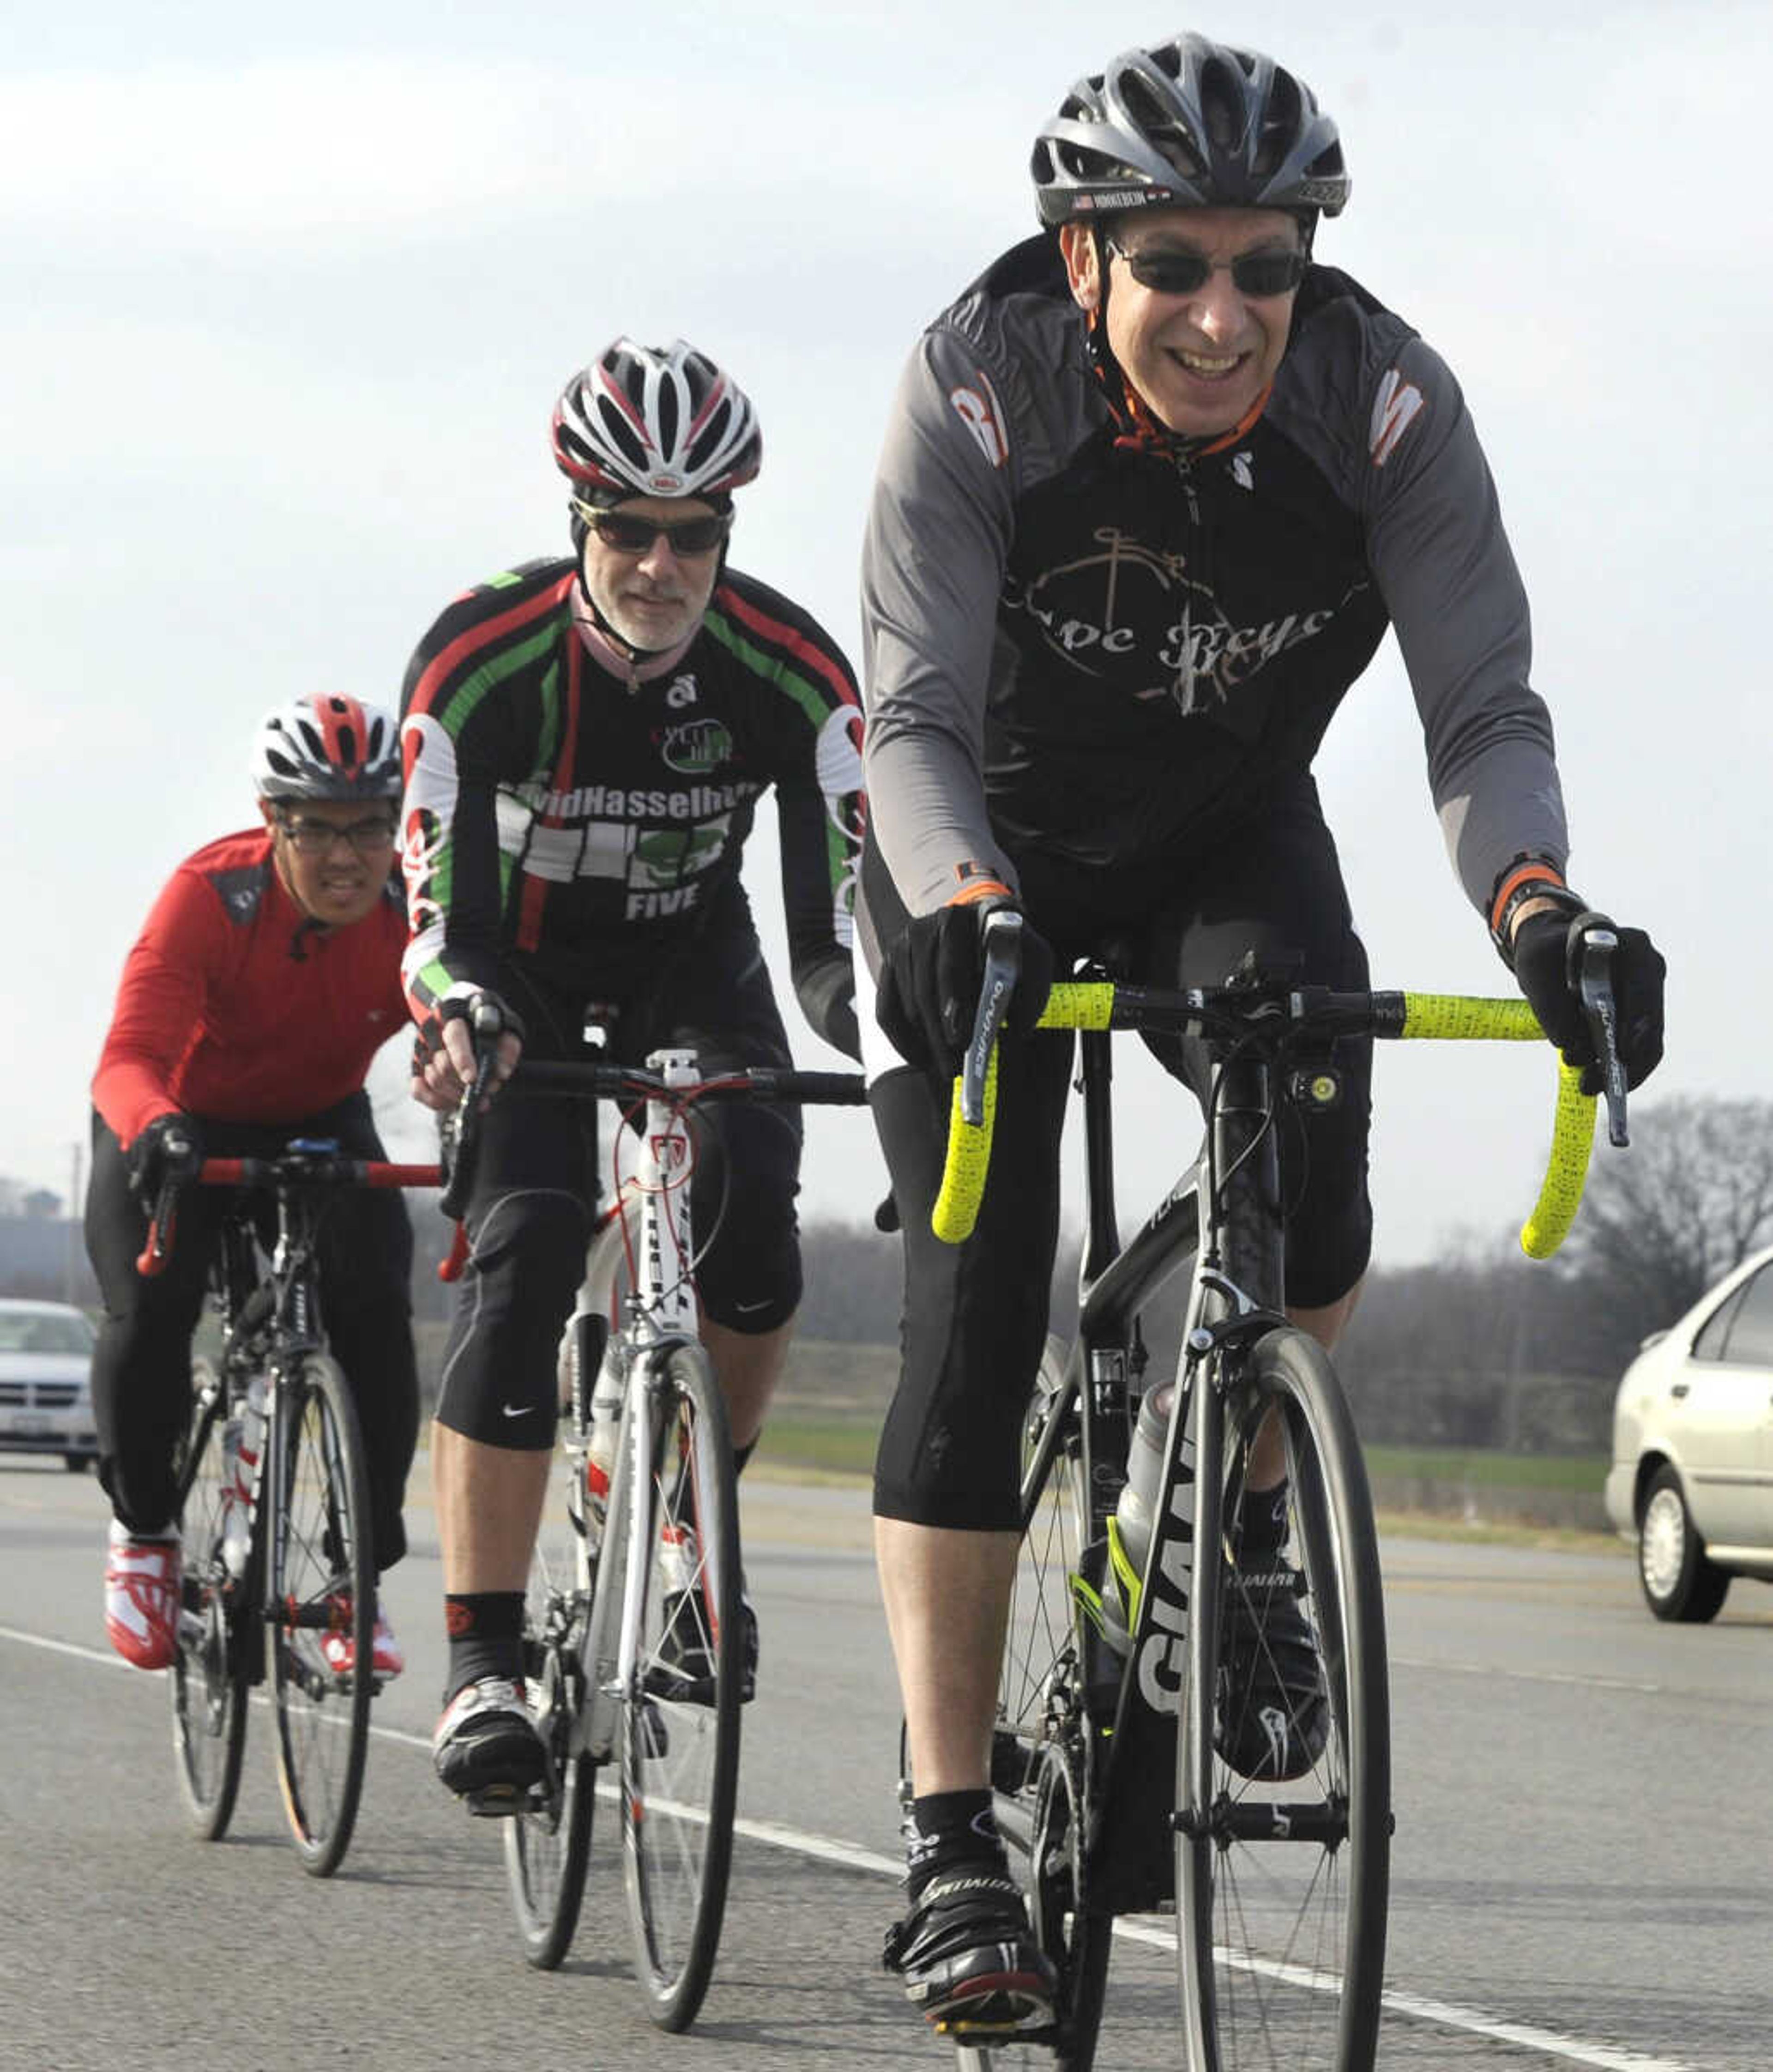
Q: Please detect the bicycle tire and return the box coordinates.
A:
[269,1353,375,1879]
[1174,1324,1390,2072]
[620,1341,741,2031]
[977,1337,1112,2072]
[505,1434,597,1968]
[169,1364,250,1839]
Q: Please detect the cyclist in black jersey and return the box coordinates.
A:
[855,35,1667,2034]
[400,338,865,1806]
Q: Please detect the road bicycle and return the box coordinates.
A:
[441,1035,866,2028]
[142,1141,438,1878]
[923,915,1628,2072]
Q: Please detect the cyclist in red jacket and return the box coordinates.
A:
[86,695,420,1677]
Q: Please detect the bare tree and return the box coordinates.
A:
[1561,1093,1773,1351]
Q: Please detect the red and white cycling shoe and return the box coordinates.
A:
[319,1603,404,1681]
[103,1525,181,1671]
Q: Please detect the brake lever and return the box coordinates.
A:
[1571,919,1629,1149]
[961,908,1023,1128]
[438,997,509,1219]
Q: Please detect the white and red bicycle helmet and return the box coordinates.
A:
[550,337,762,505]
[252,695,401,803]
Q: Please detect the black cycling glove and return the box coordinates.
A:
[125,1113,204,1213]
[1511,910,1666,1093]
[875,890,1055,1079]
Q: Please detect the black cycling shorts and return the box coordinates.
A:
[864,774,1372,1529]
[434,898,804,1448]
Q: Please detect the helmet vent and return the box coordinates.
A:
[1122,71,1204,181]
[593,396,649,472]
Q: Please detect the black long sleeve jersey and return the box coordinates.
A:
[860,235,1568,926]
[400,558,865,1051]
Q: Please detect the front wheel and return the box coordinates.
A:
[169,1365,250,1838]
[1638,1464,1731,1622]
[269,1354,374,1878]
[620,1343,742,2031]
[1176,1326,1391,2072]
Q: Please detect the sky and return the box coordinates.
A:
[4,0,1770,1269]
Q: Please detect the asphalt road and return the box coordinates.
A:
[2,1457,1768,2072]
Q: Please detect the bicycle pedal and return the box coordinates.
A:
[935,2013,1056,2042]
[461,1782,530,1818]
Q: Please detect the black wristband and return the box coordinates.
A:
[1492,879,1586,968]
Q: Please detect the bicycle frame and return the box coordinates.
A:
[573,1049,704,1766]
[171,1190,328,1614]
[1021,1024,1294,1860]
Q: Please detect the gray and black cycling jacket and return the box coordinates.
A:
[859,234,1569,928]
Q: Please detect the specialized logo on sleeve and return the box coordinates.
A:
[1369,369,1426,467]
[949,369,1008,469]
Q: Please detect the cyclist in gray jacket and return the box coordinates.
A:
[859,32,1666,2035]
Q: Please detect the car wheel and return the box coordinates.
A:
[1638,1465,1731,1623]
[63,1454,90,1474]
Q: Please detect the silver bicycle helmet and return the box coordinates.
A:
[550,337,762,504]
[1031,34,1349,227]
[252,695,401,803]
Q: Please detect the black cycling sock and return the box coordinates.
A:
[1236,1480,1290,1553]
[906,1788,1003,1900]
[443,1590,526,1702]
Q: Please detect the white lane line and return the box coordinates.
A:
[1392,1652,1666,1694]
[0,1621,1705,2071]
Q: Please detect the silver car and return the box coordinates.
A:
[0,1298,99,1472]
[1604,1243,1773,1620]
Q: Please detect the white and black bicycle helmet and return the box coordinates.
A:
[1031,34,1349,228]
[252,695,401,803]
[551,338,762,506]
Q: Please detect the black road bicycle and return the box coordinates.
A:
[442,1040,866,2027]
[143,1142,437,1878]
[925,914,1628,2072]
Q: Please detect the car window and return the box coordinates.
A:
[1692,1281,1750,1361]
[0,1308,95,1354]
[1720,1263,1773,1367]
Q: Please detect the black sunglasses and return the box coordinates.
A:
[574,502,732,557]
[1105,237,1308,299]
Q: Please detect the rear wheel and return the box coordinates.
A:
[976,1337,1111,2072]
[1175,1326,1390,2072]
[269,1354,374,1878]
[1638,1465,1731,1622]
[620,1343,741,2031]
[505,1432,597,1967]
[169,1365,250,1839]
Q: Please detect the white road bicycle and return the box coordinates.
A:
[442,1038,865,2029]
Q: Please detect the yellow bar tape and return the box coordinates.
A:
[930,1044,999,1244]
[932,986,1596,1259]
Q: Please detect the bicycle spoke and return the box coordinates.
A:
[621,1345,740,2032]
[505,1438,596,1967]
[1176,1327,1390,2072]
[169,1371,249,1836]
[270,1357,374,1878]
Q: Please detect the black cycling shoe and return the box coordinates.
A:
[882,1867,1057,2034]
[432,1677,548,1812]
[1215,1558,1330,1781]
[653,1590,758,1704]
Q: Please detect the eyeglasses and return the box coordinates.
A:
[276,814,398,857]
[573,502,732,557]
[1105,237,1308,299]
